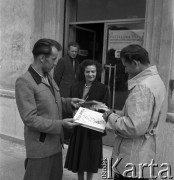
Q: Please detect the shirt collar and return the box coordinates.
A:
[128,66,158,90]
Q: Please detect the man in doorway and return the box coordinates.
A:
[103,44,166,180]
[15,39,84,180]
[54,42,80,142]
[53,42,80,98]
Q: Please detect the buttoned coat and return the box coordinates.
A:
[15,66,72,158]
[53,55,79,98]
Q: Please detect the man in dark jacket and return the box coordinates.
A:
[15,39,83,180]
[53,42,80,98]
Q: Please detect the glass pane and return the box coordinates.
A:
[75,0,146,22]
[104,23,144,109]
[68,25,96,63]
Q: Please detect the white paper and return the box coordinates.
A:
[73,107,106,133]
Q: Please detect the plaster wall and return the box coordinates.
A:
[144,0,174,176]
[0,0,65,140]
[0,96,24,140]
[0,0,35,140]
[0,0,35,91]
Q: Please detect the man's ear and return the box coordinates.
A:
[39,54,45,63]
[132,59,140,67]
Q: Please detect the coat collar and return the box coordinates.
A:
[28,65,52,85]
[28,65,42,84]
[128,65,159,90]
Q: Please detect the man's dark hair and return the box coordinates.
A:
[32,38,62,57]
[68,42,79,49]
[120,44,150,65]
[79,59,102,81]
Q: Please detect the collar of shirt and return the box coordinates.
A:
[128,66,158,90]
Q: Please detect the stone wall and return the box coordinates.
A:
[145,1,174,177]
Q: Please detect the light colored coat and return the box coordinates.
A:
[15,66,72,158]
[106,66,166,178]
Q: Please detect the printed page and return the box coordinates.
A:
[73,107,106,133]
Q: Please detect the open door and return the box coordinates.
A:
[68,25,96,63]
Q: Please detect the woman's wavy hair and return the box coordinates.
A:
[79,59,103,81]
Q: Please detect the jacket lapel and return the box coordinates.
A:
[77,81,99,100]
[87,81,99,98]
[78,81,85,99]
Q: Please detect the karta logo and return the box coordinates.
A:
[101,158,173,179]
[101,157,122,179]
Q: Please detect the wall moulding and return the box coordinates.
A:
[0,89,15,99]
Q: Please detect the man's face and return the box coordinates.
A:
[42,46,58,73]
[121,58,139,79]
[68,46,78,59]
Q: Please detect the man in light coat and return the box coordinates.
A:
[15,39,83,180]
[104,44,166,180]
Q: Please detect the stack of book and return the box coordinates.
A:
[73,107,107,133]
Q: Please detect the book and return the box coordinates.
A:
[80,100,102,107]
[73,107,106,133]
[80,100,109,113]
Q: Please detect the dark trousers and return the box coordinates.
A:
[114,174,149,180]
[24,152,63,180]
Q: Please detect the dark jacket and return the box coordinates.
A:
[70,80,109,106]
[53,55,79,98]
[70,80,109,137]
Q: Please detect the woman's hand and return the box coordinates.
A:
[71,98,85,109]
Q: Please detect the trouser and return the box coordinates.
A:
[24,152,63,180]
[114,173,149,180]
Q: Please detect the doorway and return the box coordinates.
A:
[68,23,104,64]
[66,20,145,146]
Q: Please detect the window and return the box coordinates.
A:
[69,0,146,22]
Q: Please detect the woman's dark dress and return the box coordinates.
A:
[64,81,109,173]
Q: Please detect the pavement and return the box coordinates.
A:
[0,137,113,180]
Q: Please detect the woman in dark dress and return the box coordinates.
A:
[64,59,110,180]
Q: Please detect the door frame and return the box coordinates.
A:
[64,18,145,83]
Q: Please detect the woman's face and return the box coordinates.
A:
[84,65,97,83]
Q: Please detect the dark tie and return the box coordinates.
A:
[72,59,75,71]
